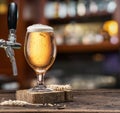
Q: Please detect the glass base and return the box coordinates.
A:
[29,85,52,92]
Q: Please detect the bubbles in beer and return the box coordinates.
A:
[27,32,53,68]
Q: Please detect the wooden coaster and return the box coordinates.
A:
[16,90,73,104]
[65,90,73,102]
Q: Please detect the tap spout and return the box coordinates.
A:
[0,39,21,76]
[4,46,17,76]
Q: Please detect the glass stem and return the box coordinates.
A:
[37,73,44,86]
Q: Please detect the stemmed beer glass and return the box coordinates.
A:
[24,24,57,91]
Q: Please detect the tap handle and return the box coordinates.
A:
[8,2,17,30]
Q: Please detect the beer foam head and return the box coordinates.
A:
[27,24,53,32]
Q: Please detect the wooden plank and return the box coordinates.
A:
[0,90,120,112]
[57,42,120,53]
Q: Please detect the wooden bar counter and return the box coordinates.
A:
[0,89,120,112]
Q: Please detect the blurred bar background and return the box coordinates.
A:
[0,0,120,90]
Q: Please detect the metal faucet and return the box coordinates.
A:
[0,2,21,76]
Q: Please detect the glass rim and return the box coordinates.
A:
[27,24,54,32]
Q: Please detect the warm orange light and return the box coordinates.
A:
[103,20,118,36]
[0,3,7,14]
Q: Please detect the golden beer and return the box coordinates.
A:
[24,24,57,91]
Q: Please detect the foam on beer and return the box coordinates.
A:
[27,24,53,32]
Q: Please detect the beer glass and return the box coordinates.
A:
[24,24,57,91]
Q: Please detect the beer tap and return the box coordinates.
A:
[0,2,21,76]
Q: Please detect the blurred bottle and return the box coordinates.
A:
[58,1,67,18]
[89,0,98,13]
[107,0,117,13]
[44,1,55,19]
[66,0,76,17]
[97,0,106,12]
[77,0,86,16]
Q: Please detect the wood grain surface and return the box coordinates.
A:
[0,89,120,112]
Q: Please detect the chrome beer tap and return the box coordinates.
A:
[0,2,21,76]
